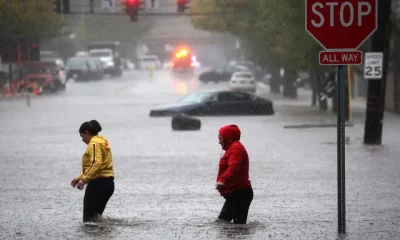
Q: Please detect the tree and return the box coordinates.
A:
[0,0,64,42]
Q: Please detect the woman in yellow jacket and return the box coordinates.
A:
[71,120,115,222]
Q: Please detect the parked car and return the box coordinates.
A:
[66,57,102,81]
[138,55,161,70]
[149,90,274,117]
[41,59,66,89]
[86,57,105,80]
[199,65,250,83]
[40,51,65,69]
[19,61,61,92]
[296,71,311,89]
[76,51,89,57]
[229,71,256,93]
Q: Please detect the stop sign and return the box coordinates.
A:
[306,0,377,50]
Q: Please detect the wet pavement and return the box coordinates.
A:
[0,69,400,240]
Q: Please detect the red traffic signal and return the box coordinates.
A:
[124,0,139,22]
[177,0,189,13]
[125,0,139,6]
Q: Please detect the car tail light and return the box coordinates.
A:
[190,62,195,67]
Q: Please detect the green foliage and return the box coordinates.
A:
[0,0,64,42]
[190,0,322,72]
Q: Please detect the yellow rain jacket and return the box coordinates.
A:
[78,135,114,182]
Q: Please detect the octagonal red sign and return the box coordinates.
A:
[306,0,377,50]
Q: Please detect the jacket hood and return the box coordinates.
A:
[89,135,110,149]
[219,125,241,143]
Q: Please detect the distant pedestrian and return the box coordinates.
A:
[71,120,115,222]
[216,125,253,224]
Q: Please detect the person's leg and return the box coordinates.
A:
[83,181,99,222]
[95,178,115,216]
[218,198,234,222]
[232,187,254,224]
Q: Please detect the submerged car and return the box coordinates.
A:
[149,90,274,117]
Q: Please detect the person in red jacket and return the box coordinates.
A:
[216,124,253,224]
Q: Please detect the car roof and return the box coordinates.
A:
[141,55,158,58]
[233,71,253,75]
[192,89,254,96]
[68,57,87,61]
[89,49,112,52]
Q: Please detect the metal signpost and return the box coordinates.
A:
[305,0,378,234]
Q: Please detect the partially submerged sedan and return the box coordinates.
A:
[149,90,274,117]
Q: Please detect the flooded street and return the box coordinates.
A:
[1,69,399,240]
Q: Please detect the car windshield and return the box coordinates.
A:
[22,64,51,74]
[142,57,157,62]
[67,59,86,69]
[234,73,253,78]
[179,92,214,104]
[40,51,61,59]
[89,51,112,57]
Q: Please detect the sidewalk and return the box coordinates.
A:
[260,86,399,124]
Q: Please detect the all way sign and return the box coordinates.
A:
[319,51,362,65]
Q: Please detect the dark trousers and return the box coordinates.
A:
[83,177,115,222]
[218,187,253,224]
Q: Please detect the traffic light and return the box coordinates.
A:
[29,37,40,61]
[124,0,140,22]
[53,0,61,13]
[177,0,189,13]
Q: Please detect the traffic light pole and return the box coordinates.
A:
[337,65,346,234]
[363,0,392,145]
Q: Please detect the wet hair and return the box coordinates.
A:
[79,120,102,135]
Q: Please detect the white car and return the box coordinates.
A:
[229,71,256,92]
[138,55,161,70]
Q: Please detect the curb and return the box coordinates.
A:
[0,93,37,100]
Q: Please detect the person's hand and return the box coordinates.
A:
[71,178,80,188]
[76,180,86,190]
[216,182,225,190]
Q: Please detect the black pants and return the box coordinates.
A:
[83,177,115,222]
[218,187,253,224]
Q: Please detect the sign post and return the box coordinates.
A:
[305,0,378,234]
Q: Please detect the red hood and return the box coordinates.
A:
[219,125,241,150]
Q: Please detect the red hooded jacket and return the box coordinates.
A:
[217,125,251,195]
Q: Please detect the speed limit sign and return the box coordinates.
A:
[364,52,383,79]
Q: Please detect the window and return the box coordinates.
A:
[89,50,112,58]
[218,92,252,102]
[234,73,253,79]
[142,56,158,62]
[67,59,87,70]
[179,92,214,104]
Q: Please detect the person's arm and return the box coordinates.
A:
[217,149,242,184]
[79,143,103,183]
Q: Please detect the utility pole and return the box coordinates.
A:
[363,0,392,145]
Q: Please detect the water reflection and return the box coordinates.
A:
[214,221,259,240]
[80,222,115,239]
[79,217,149,239]
[172,77,196,95]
